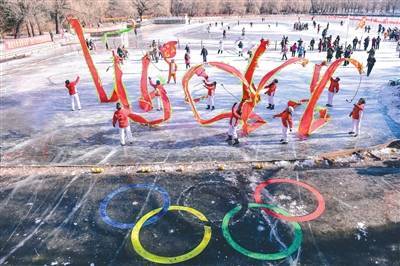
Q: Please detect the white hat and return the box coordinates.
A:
[288,106,294,113]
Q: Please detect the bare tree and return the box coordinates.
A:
[203,0,220,15]
[107,0,134,18]
[0,0,34,38]
[133,0,154,21]
[49,0,70,34]
[245,0,260,14]
[220,0,245,15]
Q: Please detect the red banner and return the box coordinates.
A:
[298,58,363,138]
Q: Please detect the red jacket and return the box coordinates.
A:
[350,104,364,119]
[328,78,339,93]
[229,103,241,126]
[112,108,129,128]
[264,83,277,96]
[274,110,293,128]
[66,76,80,95]
[204,81,216,96]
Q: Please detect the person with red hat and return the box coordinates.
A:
[167,59,178,84]
[203,80,217,110]
[65,76,81,111]
[348,98,366,137]
[273,106,294,144]
[112,103,133,146]
[264,79,278,110]
[326,77,340,107]
[227,102,242,145]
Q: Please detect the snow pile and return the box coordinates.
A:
[274,160,291,168]
[355,221,368,241]
[334,154,360,164]
[294,159,316,169]
[371,148,395,157]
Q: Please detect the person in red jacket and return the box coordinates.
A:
[227,102,242,145]
[167,59,178,84]
[112,103,133,146]
[65,76,81,111]
[326,77,340,107]
[348,98,365,137]
[273,106,294,144]
[149,77,165,111]
[204,80,217,110]
[264,79,278,110]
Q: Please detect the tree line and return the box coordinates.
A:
[1,0,399,39]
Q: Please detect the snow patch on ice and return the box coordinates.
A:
[355,221,368,241]
[221,171,238,186]
[274,160,291,167]
[371,148,395,157]
[295,159,316,168]
[335,154,359,163]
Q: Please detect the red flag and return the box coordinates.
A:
[160,41,177,59]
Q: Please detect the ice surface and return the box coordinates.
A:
[1,17,399,165]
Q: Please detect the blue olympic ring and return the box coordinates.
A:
[99,183,170,229]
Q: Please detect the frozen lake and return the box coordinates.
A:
[1,16,400,165]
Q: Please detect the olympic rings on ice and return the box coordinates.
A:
[254,178,325,222]
[176,180,249,227]
[222,203,303,260]
[99,183,170,229]
[99,178,324,263]
[131,205,212,264]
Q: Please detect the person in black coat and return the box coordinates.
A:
[364,36,370,51]
[335,45,343,59]
[200,46,208,63]
[367,55,376,77]
[343,45,352,66]
[326,47,334,62]
[352,37,358,50]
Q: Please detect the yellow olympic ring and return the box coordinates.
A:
[131,205,212,264]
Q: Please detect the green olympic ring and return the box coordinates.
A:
[222,203,303,260]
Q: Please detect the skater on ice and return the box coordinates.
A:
[203,80,217,110]
[65,76,81,111]
[168,59,177,84]
[264,79,278,110]
[184,52,191,69]
[349,98,366,137]
[273,106,294,144]
[326,77,340,107]
[367,54,376,77]
[112,103,133,146]
[227,102,242,146]
[281,43,288,60]
[218,40,224,54]
[238,41,244,57]
[149,77,165,111]
[201,46,208,63]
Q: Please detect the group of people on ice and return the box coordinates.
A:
[65,17,387,147]
[278,18,384,77]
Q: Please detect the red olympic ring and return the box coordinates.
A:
[254,178,325,222]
